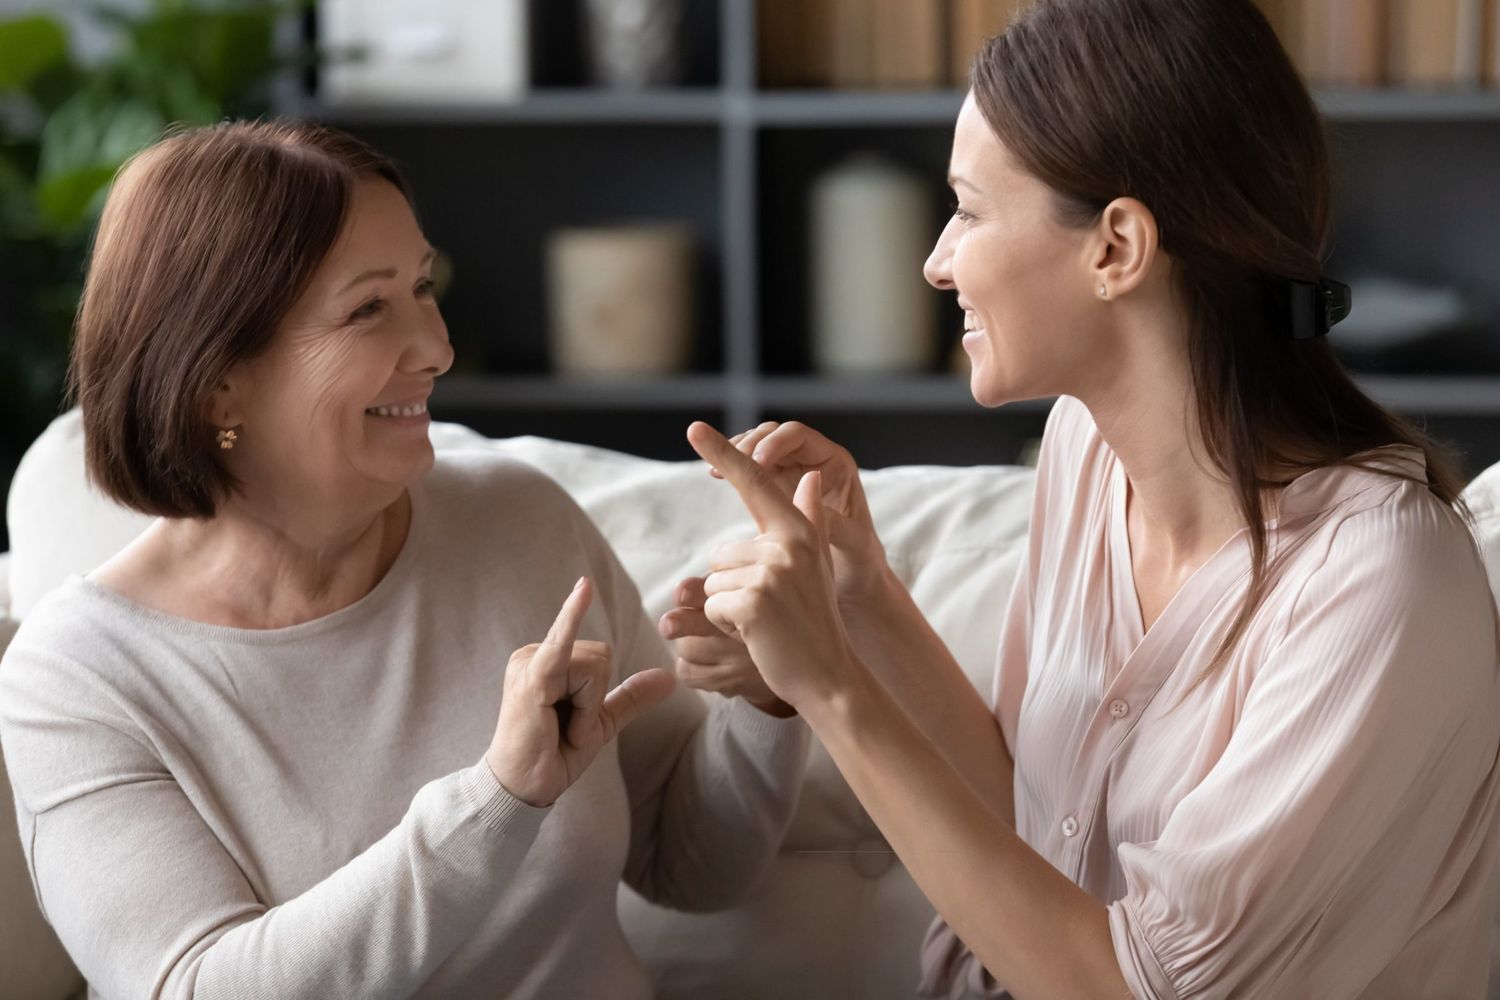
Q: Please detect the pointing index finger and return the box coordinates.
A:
[687,422,799,531]
[543,576,592,651]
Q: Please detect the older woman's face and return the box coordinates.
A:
[232,178,453,504]
[923,95,1107,407]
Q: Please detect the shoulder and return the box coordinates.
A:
[423,449,588,535]
[1306,476,1486,600]
[0,582,140,736]
[1282,478,1497,666]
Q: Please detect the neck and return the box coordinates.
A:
[162,485,411,629]
[1080,340,1246,571]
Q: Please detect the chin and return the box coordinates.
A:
[968,364,1010,409]
[368,440,436,489]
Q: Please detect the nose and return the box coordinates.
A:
[402,301,454,378]
[924,216,959,291]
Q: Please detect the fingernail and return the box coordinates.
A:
[573,577,586,592]
[752,449,764,462]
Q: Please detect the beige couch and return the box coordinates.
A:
[2,409,1499,999]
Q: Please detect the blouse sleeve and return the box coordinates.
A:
[1107,503,1500,998]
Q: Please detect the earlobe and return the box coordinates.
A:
[205,379,243,432]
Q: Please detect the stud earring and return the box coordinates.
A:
[1099,285,1108,298]
[216,428,238,450]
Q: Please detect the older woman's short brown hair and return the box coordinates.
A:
[68,119,411,519]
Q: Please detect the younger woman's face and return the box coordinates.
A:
[925,94,1109,407]
[227,178,454,509]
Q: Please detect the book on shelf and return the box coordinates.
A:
[950,0,1030,88]
[1489,0,1500,84]
[1300,0,1386,87]
[1456,0,1486,85]
[871,0,945,88]
[757,0,836,87]
[1388,0,1462,86]
[830,0,875,88]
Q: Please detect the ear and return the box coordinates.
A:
[204,370,248,429]
[1086,197,1160,300]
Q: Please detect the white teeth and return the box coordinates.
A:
[365,402,427,418]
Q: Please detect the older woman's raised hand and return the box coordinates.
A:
[686,422,864,712]
[705,421,888,607]
[657,576,795,717]
[486,577,677,807]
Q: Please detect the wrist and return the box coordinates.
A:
[799,647,879,734]
[838,559,903,621]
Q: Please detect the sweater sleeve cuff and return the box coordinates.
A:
[724,695,812,753]
[458,757,552,835]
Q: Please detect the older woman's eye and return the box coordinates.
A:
[415,278,436,298]
[350,298,385,321]
[949,198,972,222]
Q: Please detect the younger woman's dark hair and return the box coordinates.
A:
[68,120,411,519]
[969,0,1468,691]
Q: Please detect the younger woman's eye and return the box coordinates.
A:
[950,198,973,222]
[415,278,436,298]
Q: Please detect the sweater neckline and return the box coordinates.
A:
[69,483,427,646]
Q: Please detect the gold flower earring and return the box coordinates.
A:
[216,427,239,450]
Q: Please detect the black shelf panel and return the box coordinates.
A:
[432,374,732,411]
[306,90,727,127]
[759,375,1048,413]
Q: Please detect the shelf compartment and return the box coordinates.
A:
[339,123,725,376]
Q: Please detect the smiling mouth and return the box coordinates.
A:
[963,311,985,334]
[365,401,428,418]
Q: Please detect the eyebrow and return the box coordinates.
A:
[948,174,981,194]
[339,247,439,294]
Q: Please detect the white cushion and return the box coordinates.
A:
[1463,461,1500,599]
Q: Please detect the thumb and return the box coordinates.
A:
[601,668,677,739]
[793,470,827,544]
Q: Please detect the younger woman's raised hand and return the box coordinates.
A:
[486,578,677,807]
[687,422,863,711]
[706,421,888,606]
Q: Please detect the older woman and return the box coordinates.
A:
[660,0,1500,996]
[0,121,808,999]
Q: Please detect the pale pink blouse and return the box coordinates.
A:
[920,395,1500,999]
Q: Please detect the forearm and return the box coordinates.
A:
[803,669,1129,1000]
[842,565,1016,826]
[625,696,810,911]
[187,761,545,997]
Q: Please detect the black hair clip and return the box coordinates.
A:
[1284,276,1352,340]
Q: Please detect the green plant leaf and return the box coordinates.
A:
[39,92,163,182]
[36,164,117,231]
[0,15,70,92]
[0,150,41,238]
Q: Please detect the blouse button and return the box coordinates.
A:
[1061,816,1079,838]
[1109,699,1130,719]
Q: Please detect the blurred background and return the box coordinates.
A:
[1,0,1498,551]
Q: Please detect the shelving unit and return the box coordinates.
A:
[302,0,1500,474]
